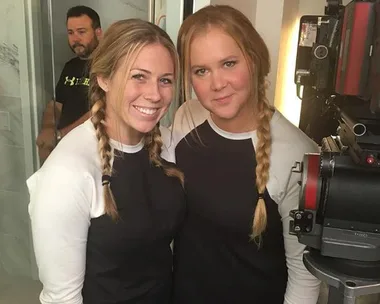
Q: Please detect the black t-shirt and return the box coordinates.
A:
[171,121,288,304]
[55,57,90,129]
[82,147,186,304]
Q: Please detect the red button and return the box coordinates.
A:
[366,155,375,165]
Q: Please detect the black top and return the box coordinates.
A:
[82,148,186,304]
[55,57,90,129]
[172,121,287,304]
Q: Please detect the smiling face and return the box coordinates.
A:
[98,43,175,144]
[190,26,257,132]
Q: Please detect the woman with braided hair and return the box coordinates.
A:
[27,19,185,304]
[169,5,321,304]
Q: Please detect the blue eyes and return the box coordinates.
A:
[224,60,236,68]
[194,60,237,76]
[160,78,173,85]
[132,74,144,80]
[195,68,206,76]
[131,74,173,85]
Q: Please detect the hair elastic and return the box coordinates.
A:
[258,193,265,200]
[102,174,112,186]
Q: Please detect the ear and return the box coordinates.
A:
[97,76,109,92]
[95,28,103,39]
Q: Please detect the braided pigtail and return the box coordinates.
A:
[90,89,119,221]
[251,82,274,242]
[145,124,184,187]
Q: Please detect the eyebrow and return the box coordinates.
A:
[191,55,238,70]
[68,27,87,31]
[131,68,174,77]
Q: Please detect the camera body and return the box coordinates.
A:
[290,0,380,262]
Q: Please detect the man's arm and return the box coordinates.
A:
[58,110,91,138]
[43,100,62,129]
[37,100,90,147]
[36,100,62,148]
[36,106,90,164]
[36,100,62,164]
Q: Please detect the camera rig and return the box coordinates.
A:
[290,0,380,302]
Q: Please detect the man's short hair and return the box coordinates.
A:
[66,6,101,29]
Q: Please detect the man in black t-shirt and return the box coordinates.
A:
[36,6,102,162]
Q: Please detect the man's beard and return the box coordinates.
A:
[70,37,99,59]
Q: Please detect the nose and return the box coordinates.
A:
[71,32,82,43]
[144,81,161,103]
[210,71,227,91]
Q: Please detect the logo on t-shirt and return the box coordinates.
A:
[64,76,90,87]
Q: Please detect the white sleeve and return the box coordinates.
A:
[27,166,92,304]
[279,172,321,304]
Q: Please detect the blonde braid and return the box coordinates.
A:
[251,82,273,242]
[91,98,119,221]
[145,125,184,187]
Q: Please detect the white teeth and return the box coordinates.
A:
[135,106,158,115]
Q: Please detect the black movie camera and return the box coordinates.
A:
[290,0,380,303]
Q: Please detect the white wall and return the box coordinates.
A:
[194,0,212,12]
[254,0,286,105]
[165,0,183,44]
[211,0,256,25]
[272,0,300,124]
